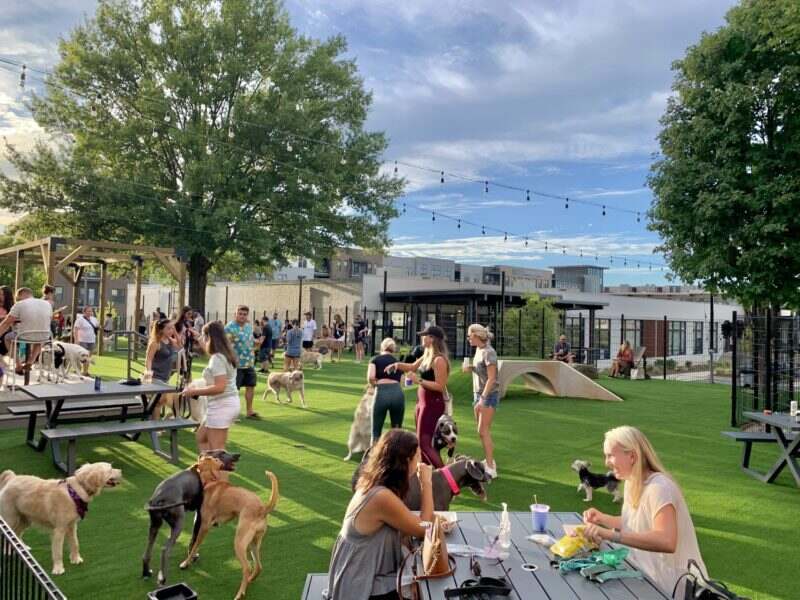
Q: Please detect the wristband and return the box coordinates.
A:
[612,528,622,543]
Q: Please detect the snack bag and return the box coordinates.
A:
[549,527,598,559]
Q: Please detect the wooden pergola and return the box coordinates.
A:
[0,236,186,355]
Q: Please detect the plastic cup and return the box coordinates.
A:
[483,526,501,559]
[462,356,471,371]
[530,504,550,533]
[404,375,413,387]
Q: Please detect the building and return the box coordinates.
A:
[552,265,606,293]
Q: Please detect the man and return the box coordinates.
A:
[0,287,53,375]
[553,334,575,364]
[103,312,114,337]
[192,309,205,334]
[269,312,282,355]
[225,305,258,419]
[258,317,273,371]
[73,306,99,375]
[156,306,166,320]
[301,311,317,350]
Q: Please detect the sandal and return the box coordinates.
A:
[246,412,261,419]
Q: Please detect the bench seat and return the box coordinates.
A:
[301,573,328,600]
[722,429,797,474]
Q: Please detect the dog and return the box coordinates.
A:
[344,384,375,461]
[433,414,459,463]
[263,370,306,407]
[300,350,323,370]
[0,462,122,575]
[571,459,622,503]
[142,450,240,584]
[315,338,344,362]
[351,453,492,511]
[179,456,279,600]
[44,342,92,379]
[155,379,207,422]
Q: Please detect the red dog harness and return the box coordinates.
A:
[441,465,460,496]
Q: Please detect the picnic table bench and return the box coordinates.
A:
[301,511,669,600]
[724,412,800,486]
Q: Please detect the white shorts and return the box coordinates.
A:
[204,395,240,429]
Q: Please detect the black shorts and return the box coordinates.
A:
[236,367,257,389]
[302,340,314,349]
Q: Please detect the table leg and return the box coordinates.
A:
[763,431,800,486]
[24,413,37,448]
[33,399,64,452]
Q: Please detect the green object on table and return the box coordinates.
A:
[557,547,629,574]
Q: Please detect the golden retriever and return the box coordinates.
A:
[300,350,324,370]
[344,384,375,461]
[262,370,306,407]
[0,462,122,575]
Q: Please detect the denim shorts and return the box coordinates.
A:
[473,392,499,409]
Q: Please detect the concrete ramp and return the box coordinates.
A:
[497,360,622,402]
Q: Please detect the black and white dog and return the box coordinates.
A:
[571,459,622,503]
[433,414,459,463]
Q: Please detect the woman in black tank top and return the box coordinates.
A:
[368,338,404,442]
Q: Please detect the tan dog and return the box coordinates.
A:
[262,370,306,407]
[0,462,122,575]
[344,384,375,461]
[180,456,279,600]
[315,338,344,362]
[155,380,207,422]
[300,349,323,370]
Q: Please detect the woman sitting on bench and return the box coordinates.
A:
[609,340,634,378]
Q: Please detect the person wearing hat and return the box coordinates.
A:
[464,323,499,478]
[388,324,450,468]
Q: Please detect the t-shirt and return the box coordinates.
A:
[202,353,239,403]
[8,298,53,342]
[192,314,205,333]
[73,314,99,344]
[285,328,303,357]
[224,321,254,369]
[622,473,706,597]
[553,341,571,355]
[370,353,401,382]
[103,317,114,333]
[270,319,282,338]
[302,319,317,342]
[472,345,499,396]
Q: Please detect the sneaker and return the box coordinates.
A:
[483,460,498,479]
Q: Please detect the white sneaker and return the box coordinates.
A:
[483,460,498,479]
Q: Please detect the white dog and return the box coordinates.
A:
[344,385,375,461]
[47,342,92,379]
[300,350,323,370]
[0,462,122,575]
[263,370,306,407]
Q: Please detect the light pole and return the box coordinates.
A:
[297,275,306,322]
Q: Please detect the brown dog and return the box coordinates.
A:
[180,456,279,600]
[262,370,306,407]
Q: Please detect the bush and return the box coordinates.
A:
[654,359,677,370]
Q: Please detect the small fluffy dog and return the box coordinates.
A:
[300,350,323,370]
[180,456,279,600]
[344,384,375,461]
[433,414,459,463]
[263,370,306,407]
[0,462,122,575]
[571,459,622,502]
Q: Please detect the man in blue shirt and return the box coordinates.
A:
[225,305,258,418]
[270,312,283,356]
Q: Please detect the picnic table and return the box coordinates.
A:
[302,511,670,600]
[741,411,800,486]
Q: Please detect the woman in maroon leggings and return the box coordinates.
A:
[389,325,450,468]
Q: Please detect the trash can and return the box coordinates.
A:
[147,583,197,600]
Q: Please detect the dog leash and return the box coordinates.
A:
[441,466,460,496]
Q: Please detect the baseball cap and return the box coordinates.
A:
[418,325,445,339]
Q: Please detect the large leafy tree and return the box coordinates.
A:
[648,0,800,309]
[0,0,403,311]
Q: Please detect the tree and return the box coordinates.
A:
[648,0,800,310]
[0,0,403,312]
[503,293,560,358]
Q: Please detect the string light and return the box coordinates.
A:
[602,205,606,217]
[457,219,461,229]
[484,180,489,194]
[545,242,548,251]
[394,161,398,174]
[504,232,507,242]
[340,157,347,165]
[440,171,445,184]
[524,237,528,247]
[579,249,583,257]
[624,258,627,267]
[19,64,25,89]
[562,246,566,255]
[481,225,485,235]
[526,189,530,202]
[636,212,641,223]
[402,202,407,214]
[565,197,569,210]
[432,211,436,222]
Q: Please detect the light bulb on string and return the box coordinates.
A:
[484,180,489,194]
[504,232,507,242]
[394,161,398,174]
[286,142,293,152]
[545,241,548,251]
[341,157,347,165]
[610,257,614,264]
[481,225,486,235]
[526,189,530,202]
[524,237,528,247]
[579,249,583,257]
[402,202,407,215]
[432,211,436,222]
[649,264,652,271]
[602,205,606,216]
[440,171,445,184]
[624,258,627,267]
[636,262,640,269]
[595,254,599,262]
[562,246,566,255]
[457,219,461,229]
[565,197,569,210]
[636,212,641,223]
[19,64,26,89]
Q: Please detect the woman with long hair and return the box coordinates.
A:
[609,340,634,378]
[325,429,433,600]
[368,338,405,443]
[145,318,181,384]
[583,426,706,596]
[464,323,499,478]
[389,325,450,468]
[181,321,240,451]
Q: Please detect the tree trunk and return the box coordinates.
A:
[188,253,212,315]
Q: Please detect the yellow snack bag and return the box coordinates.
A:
[549,527,598,559]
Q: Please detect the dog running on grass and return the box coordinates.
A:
[571,459,622,503]
[180,456,279,600]
[262,370,306,407]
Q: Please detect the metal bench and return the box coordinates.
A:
[722,430,797,476]
[301,573,327,600]
[8,399,144,448]
[41,417,197,475]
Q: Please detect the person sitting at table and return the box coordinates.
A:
[0,287,53,375]
[552,334,575,364]
[0,285,14,359]
[582,425,706,596]
[609,340,634,378]
[324,429,434,600]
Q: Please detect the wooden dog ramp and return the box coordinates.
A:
[496,360,622,402]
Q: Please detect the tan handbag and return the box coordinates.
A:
[397,517,456,600]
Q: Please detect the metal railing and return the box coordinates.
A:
[0,517,66,600]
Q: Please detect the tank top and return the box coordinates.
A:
[152,342,177,383]
[371,354,401,382]
[324,486,403,600]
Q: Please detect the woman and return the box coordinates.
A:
[368,338,405,443]
[333,314,345,341]
[464,324,499,478]
[390,325,450,468]
[284,319,303,370]
[582,426,706,597]
[354,316,368,363]
[325,429,434,600]
[609,340,634,378]
[181,321,240,452]
[0,285,14,357]
[145,318,181,383]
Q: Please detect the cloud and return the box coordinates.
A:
[573,188,650,199]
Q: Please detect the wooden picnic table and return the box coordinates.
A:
[742,411,800,486]
[302,511,670,600]
[18,380,175,451]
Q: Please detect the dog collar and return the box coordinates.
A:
[441,466,460,496]
[61,481,88,520]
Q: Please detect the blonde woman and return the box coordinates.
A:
[389,325,450,468]
[464,324,499,478]
[367,337,404,443]
[609,340,634,378]
[583,426,706,596]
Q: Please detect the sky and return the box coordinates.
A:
[0,0,740,285]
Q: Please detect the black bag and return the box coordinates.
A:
[674,559,749,600]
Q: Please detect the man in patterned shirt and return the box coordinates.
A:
[225,305,258,419]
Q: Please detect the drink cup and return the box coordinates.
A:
[404,373,414,387]
[462,356,471,372]
[94,376,102,392]
[483,526,501,559]
[530,504,550,533]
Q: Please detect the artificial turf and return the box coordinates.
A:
[0,352,795,600]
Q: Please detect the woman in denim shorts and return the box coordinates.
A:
[464,324,499,478]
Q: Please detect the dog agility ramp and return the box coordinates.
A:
[496,360,622,402]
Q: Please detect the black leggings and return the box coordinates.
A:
[372,383,405,443]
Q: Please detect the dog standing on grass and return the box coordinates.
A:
[344,384,375,461]
[180,456,279,600]
[263,370,306,407]
[571,459,622,502]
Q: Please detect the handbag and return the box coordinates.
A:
[673,559,749,600]
[397,517,456,600]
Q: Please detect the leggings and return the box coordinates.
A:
[416,386,445,468]
[372,383,405,443]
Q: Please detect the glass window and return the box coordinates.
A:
[693,322,703,355]
[594,318,610,359]
[622,319,643,348]
[668,321,687,355]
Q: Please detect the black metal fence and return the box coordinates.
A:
[0,517,66,600]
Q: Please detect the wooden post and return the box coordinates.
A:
[133,257,143,359]
[70,266,85,341]
[731,310,738,427]
[14,250,24,292]
[97,261,108,355]
[177,259,187,312]
[42,240,55,286]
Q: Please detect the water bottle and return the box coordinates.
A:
[94,376,101,391]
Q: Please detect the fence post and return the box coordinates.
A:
[663,315,668,380]
[499,272,506,356]
[370,319,376,356]
[540,307,546,358]
[224,286,229,322]
[766,308,773,413]
[517,311,522,357]
[620,313,625,345]
[345,305,349,348]
[731,310,738,427]
[328,305,332,327]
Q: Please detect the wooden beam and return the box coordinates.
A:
[98,262,108,356]
[177,260,187,311]
[0,237,53,259]
[153,251,182,281]
[42,240,56,286]
[67,238,176,256]
[133,258,143,360]
[14,250,24,292]
[54,245,86,273]
[69,266,84,336]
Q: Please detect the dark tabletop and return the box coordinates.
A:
[19,380,175,402]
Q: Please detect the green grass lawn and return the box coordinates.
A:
[1,352,796,600]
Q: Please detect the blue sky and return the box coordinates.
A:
[0,0,739,285]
